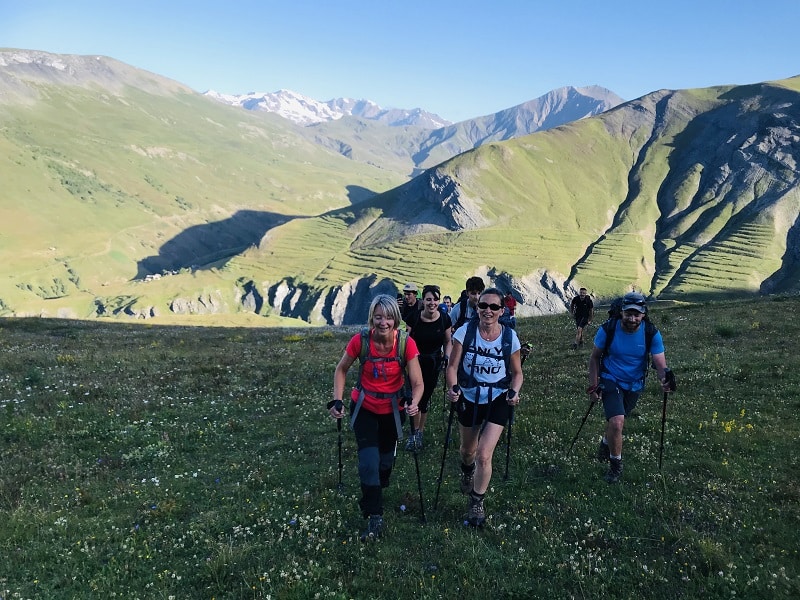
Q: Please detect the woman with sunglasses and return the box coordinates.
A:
[445,287,524,526]
[404,284,453,451]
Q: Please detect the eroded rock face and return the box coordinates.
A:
[170,291,228,315]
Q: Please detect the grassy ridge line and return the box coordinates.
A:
[0,295,798,598]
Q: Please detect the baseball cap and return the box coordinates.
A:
[621,292,647,313]
[403,283,418,292]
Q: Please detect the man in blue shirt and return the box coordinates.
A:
[587,292,673,483]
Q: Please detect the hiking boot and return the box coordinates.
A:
[460,464,475,494]
[404,431,422,452]
[596,441,610,463]
[467,494,486,527]
[360,515,384,542]
[604,458,623,484]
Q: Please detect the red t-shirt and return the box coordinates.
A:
[504,296,517,315]
[346,330,419,415]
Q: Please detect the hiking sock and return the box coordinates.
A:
[469,490,485,503]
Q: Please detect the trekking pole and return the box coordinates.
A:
[658,369,677,471]
[503,395,516,481]
[335,400,344,492]
[441,364,448,431]
[503,344,531,481]
[433,387,458,510]
[402,399,426,523]
[566,385,601,456]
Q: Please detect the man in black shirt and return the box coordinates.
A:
[570,287,594,350]
[400,282,420,323]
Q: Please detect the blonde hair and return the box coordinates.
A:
[368,294,401,329]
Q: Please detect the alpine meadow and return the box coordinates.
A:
[1,48,800,599]
[0,297,798,598]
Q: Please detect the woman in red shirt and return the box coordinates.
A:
[331,294,423,541]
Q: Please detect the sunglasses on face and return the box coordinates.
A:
[477,302,503,311]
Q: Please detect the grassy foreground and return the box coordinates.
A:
[0,296,798,599]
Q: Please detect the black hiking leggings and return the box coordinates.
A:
[418,354,442,413]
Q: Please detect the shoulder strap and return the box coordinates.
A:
[454,295,469,330]
[601,318,618,357]
[359,328,372,362]
[456,319,480,387]
[397,329,408,369]
[501,325,513,372]
[644,320,657,356]
[356,328,370,389]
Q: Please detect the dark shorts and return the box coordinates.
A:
[600,377,641,419]
[457,392,512,428]
[575,316,590,329]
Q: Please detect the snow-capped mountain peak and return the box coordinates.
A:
[204,89,452,129]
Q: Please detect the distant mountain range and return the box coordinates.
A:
[1,48,798,326]
[205,86,625,175]
[204,88,453,128]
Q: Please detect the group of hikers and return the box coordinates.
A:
[329,276,675,541]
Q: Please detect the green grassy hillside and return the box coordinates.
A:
[329,81,800,308]
[0,52,406,322]
[2,51,798,325]
[0,295,798,598]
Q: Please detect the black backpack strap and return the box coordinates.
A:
[454,294,469,330]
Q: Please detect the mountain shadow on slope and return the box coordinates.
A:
[136,210,291,278]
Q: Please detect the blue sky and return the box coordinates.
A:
[2,0,799,122]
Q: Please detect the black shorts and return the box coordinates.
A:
[457,392,512,428]
[575,316,590,329]
[600,377,641,419]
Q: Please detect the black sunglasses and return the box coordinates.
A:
[477,302,503,311]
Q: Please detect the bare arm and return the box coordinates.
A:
[507,350,523,405]
[331,351,356,418]
[651,352,673,392]
[405,356,423,416]
[445,338,463,401]
[588,345,603,398]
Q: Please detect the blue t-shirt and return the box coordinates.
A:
[453,324,521,404]
[593,320,664,391]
